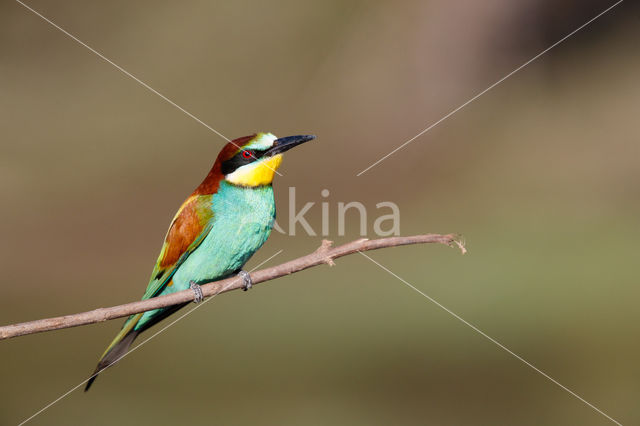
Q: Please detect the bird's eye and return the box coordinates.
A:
[241,150,253,159]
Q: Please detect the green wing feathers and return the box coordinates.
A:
[85,195,213,391]
[143,195,213,301]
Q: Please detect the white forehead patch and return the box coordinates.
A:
[244,133,277,150]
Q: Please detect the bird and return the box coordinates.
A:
[85,132,315,391]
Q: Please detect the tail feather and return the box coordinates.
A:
[85,304,188,391]
[85,313,142,392]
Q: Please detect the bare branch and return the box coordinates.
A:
[0,233,465,340]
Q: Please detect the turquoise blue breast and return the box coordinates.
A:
[173,181,276,288]
[135,182,275,330]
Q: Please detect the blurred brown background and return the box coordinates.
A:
[1,0,639,425]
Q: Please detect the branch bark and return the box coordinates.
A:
[0,233,466,340]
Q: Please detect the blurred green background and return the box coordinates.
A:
[1,0,639,425]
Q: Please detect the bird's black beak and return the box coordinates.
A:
[266,135,315,156]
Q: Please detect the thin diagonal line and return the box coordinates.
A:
[358,251,622,425]
[15,0,284,177]
[14,0,230,143]
[356,0,624,176]
[18,249,284,426]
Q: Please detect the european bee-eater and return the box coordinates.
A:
[85,132,315,391]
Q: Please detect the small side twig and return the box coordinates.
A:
[0,233,466,340]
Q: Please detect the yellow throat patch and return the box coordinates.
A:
[225,154,283,187]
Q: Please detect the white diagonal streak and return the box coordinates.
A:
[15,0,230,142]
[358,251,623,425]
[356,0,624,176]
[15,0,286,176]
[18,249,284,425]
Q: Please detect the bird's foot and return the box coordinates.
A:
[189,281,204,303]
[239,270,252,291]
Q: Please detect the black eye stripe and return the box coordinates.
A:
[221,149,267,175]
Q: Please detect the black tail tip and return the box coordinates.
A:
[84,375,98,392]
